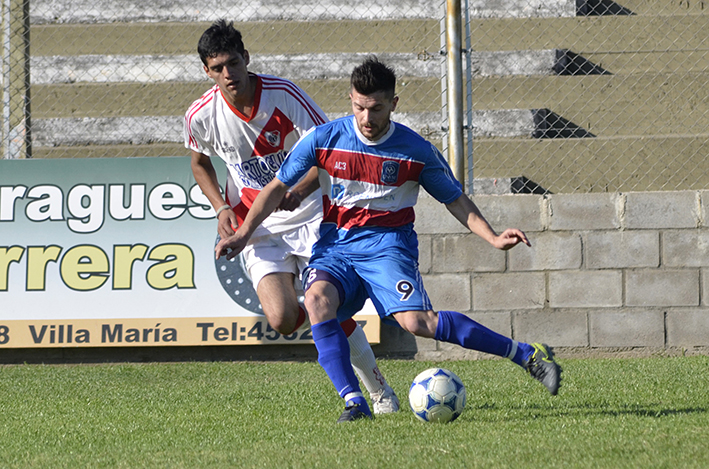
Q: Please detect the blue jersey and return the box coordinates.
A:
[278,116,463,319]
[277,116,463,242]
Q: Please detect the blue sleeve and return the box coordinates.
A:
[276,127,319,186]
[418,144,463,204]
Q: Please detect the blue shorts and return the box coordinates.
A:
[303,226,432,325]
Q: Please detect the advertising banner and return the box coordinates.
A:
[0,157,379,348]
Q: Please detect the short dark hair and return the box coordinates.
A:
[350,56,396,97]
[197,19,245,66]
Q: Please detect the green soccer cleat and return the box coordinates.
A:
[336,403,374,423]
[524,343,562,396]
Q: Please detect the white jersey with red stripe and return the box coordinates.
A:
[184,73,327,238]
[276,115,463,241]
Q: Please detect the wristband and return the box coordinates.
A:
[215,204,231,217]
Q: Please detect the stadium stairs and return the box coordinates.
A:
[27,0,709,194]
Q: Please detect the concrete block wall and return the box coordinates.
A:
[397,190,709,360]
[6,189,708,364]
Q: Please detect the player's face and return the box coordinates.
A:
[204,51,252,105]
[350,89,398,141]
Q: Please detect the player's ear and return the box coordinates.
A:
[243,50,250,66]
[391,95,399,112]
[203,64,211,78]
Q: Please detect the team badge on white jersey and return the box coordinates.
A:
[264,130,281,148]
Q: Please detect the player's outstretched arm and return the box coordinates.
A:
[278,167,321,211]
[445,193,531,251]
[215,177,292,260]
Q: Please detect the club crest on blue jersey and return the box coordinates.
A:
[381,160,400,185]
[331,184,345,200]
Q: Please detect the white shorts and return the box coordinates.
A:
[242,218,320,290]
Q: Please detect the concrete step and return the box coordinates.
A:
[24,0,614,23]
[596,0,709,16]
[30,70,707,152]
[29,0,440,24]
[31,16,706,81]
[468,15,709,52]
[36,70,709,131]
[29,113,444,147]
[32,15,707,57]
[470,73,709,136]
[31,48,614,87]
[471,0,708,17]
[30,0,705,25]
[470,134,709,193]
[32,135,709,195]
[30,78,443,119]
[29,108,598,149]
[582,50,709,75]
[30,52,440,85]
[30,20,440,56]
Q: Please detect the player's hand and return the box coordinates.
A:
[216,208,238,239]
[492,228,531,251]
[215,230,249,260]
[277,191,302,212]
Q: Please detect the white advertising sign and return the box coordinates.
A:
[0,157,379,348]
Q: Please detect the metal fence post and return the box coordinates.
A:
[463,0,474,195]
[445,0,464,186]
[2,0,31,159]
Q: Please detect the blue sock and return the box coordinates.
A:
[311,319,371,414]
[434,310,533,367]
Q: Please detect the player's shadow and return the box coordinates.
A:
[482,402,709,421]
[591,405,708,418]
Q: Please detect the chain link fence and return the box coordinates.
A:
[2,0,708,194]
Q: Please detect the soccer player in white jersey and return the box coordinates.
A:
[215,56,563,423]
[185,21,399,414]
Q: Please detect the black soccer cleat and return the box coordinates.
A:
[336,403,374,423]
[524,343,562,396]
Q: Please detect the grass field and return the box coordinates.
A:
[1,356,709,468]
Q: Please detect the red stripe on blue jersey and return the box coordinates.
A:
[321,195,415,230]
[317,148,424,187]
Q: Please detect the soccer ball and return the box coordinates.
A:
[409,368,466,423]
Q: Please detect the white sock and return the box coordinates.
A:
[347,324,388,395]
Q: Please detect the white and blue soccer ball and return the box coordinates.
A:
[408,368,466,423]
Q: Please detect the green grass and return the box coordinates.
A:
[1,356,709,468]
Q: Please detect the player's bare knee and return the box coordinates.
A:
[271,317,296,335]
[262,307,299,335]
[303,291,336,324]
[394,310,437,338]
[303,293,325,322]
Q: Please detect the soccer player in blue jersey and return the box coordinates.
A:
[215,56,562,423]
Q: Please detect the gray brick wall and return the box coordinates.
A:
[403,190,709,360]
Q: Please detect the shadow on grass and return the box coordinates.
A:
[467,402,708,420]
[587,405,708,418]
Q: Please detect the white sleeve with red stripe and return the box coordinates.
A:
[260,75,328,135]
[183,85,218,155]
